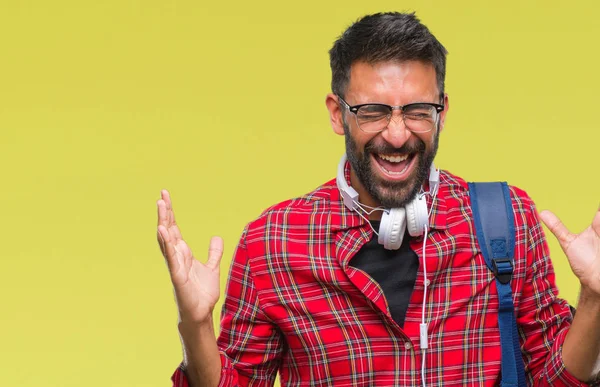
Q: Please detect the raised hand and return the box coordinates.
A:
[157,189,224,324]
[540,207,600,296]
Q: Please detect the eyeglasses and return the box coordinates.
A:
[337,95,445,133]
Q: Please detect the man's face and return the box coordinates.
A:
[333,60,447,208]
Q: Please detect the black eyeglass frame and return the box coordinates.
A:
[337,94,445,133]
[338,95,445,115]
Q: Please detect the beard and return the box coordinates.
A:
[343,117,439,208]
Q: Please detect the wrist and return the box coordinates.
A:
[176,315,221,387]
[177,305,216,326]
[178,315,215,335]
[578,287,600,311]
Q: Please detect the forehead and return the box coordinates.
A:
[346,60,439,103]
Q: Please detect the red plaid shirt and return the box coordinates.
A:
[172,167,587,386]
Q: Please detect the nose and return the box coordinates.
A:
[380,111,412,148]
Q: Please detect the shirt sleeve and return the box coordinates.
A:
[170,226,284,387]
[517,197,591,386]
[170,355,241,387]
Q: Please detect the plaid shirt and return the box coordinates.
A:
[171,166,587,387]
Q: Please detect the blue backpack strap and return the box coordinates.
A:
[468,182,526,387]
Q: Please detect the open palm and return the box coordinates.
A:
[540,208,600,295]
[157,190,223,323]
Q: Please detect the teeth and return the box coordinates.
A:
[380,161,412,175]
[378,154,409,163]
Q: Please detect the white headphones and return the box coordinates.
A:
[336,154,440,250]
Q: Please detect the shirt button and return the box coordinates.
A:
[404,342,412,350]
[425,279,431,287]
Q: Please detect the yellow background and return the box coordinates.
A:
[0,0,598,385]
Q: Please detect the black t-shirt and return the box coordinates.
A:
[349,221,419,328]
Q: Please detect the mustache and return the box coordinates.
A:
[364,138,426,155]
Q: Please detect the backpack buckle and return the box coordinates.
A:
[492,258,513,285]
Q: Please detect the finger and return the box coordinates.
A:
[160,190,183,240]
[539,209,575,247]
[157,225,172,255]
[156,228,166,255]
[175,239,194,267]
[206,236,224,270]
[158,225,184,273]
[161,189,171,207]
[157,199,169,227]
[158,199,183,241]
[167,222,184,245]
[157,229,173,272]
[158,200,183,256]
[162,189,177,226]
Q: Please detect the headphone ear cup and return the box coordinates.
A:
[379,208,406,250]
[406,195,428,237]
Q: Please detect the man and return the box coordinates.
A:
[157,12,600,386]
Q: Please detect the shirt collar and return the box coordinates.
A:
[329,160,448,232]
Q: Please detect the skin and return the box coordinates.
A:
[157,190,222,387]
[541,209,600,380]
[327,60,600,380]
[325,60,449,217]
[157,59,600,384]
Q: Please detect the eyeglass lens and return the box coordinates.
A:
[355,104,438,133]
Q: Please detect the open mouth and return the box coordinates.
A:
[372,152,417,180]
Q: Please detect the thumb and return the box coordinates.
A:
[539,209,574,248]
[206,236,224,270]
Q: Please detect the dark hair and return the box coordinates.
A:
[329,12,448,98]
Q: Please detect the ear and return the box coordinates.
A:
[325,93,345,136]
[439,93,449,133]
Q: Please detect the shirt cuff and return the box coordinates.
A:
[542,328,590,386]
[170,353,239,387]
[171,363,189,387]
